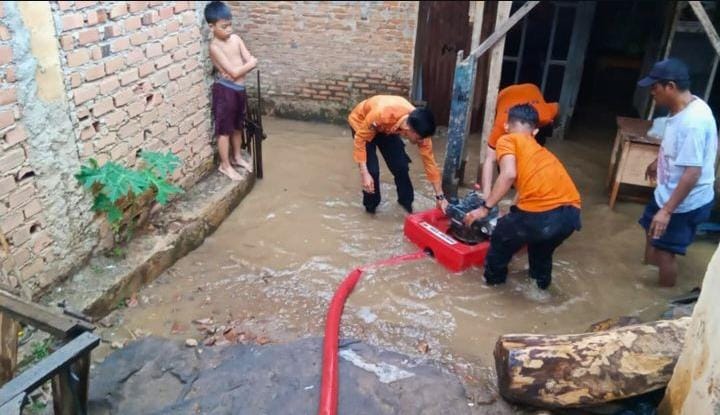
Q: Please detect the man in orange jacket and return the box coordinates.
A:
[348,95,448,214]
[480,84,558,197]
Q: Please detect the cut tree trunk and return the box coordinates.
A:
[494,317,690,408]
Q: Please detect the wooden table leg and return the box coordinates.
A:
[609,180,621,210]
[609,142,630,209]
[606,130,622,190]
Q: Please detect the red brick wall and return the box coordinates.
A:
[1,1,217,294]
[0,2,53,288]
[229,1,419,123]
[55,0,214,183]
[2,0,418,292]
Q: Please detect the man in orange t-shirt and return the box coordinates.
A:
[348,95,448,214]
[465,104,581,289]
[480,84,558,197]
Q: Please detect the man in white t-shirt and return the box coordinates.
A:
[637,58,717,287]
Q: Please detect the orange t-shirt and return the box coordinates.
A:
[348,95,441,184]
[495,132,581,212]
[488,84,559,149]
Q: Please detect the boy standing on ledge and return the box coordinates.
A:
[205,1,256,181]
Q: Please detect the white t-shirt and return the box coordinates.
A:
[655,97,718,213]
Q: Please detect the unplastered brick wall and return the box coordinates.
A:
[0,2,54,288]
[230,1,419,123]
[54,0,214,183]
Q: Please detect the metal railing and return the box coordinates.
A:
[244,70,267,180]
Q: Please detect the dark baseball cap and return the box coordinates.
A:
[637,58,690,87]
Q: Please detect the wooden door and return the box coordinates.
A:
[416,1,472,126]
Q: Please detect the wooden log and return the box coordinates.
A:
[494,317,690,408]
[587,316,642,333]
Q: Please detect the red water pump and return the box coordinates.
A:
[403,207,491,272]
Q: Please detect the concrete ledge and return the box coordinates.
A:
[42,170,254,318]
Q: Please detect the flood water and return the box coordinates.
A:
[98,117,716,397]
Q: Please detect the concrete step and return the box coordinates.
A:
[42,169,254,320]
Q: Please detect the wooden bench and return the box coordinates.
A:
[0,332,99,415]
[0,292,98,414]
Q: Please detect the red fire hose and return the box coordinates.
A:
[318,250,428,415]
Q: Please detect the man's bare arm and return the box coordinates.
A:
[662,167,701,213]
[481,147,496,197]
[485,155,517,208]
[464,155,516,226]
[649,166,701,239]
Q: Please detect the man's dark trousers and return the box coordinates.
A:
[484,205,581,289]
[362,133,414,213]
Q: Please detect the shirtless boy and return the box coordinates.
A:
[205,1,257,180]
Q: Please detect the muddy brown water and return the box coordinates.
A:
[98,117,716,398]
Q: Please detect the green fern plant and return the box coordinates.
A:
[75,150,183,246]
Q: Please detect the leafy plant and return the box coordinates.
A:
[17,339,54,371]
[30,339,51,363]
[112,246,126,258]
[140,150,182,179]
[75,150,183,247]
[27,399,47,414]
